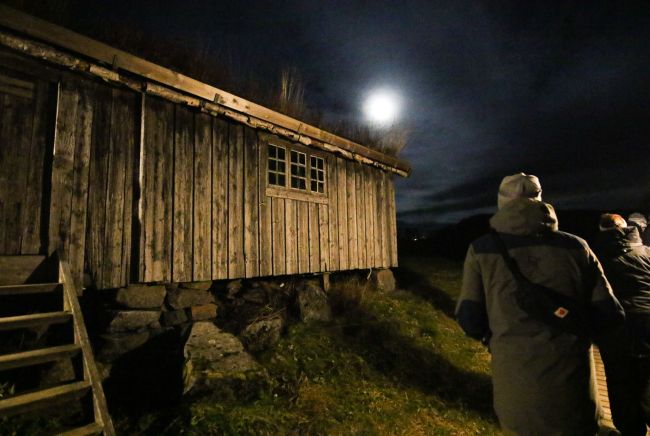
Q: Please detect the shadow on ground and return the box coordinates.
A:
[339,301,493,418]
[393,266,457,319]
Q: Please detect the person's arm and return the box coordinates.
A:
[456,244,490,342]
[584,247,625,338]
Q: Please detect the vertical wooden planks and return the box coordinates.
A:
[318,203,329,271]
[227,123,245,278]
[172,105,194,282]
[355,168,367,269]
[67,84,93,286]
[258,139,273,277]
[364,166,375,267]
[285,199,298,274]
[387,176,398,267]
[193,112,212,280]
[327,156,339,271]
[345,161,358,269]
[377,171,388,267]
[308,202,320,272]
[0,92,31,254]
[102,88,135,289]
[48,82,79,259]
[371,170,381,266]
[243,127,259,278]
[86,85,111,287]
[271,197,286,275]
[20,79,51,254]
[336,158,348,270]
[297,201,309,274]
[142,96,174,282]
[211,118,229,279]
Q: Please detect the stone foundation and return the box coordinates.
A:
[86,268,395,401]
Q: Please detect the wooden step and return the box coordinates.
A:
[0,311,71,331]
[0,380,90,417]
[0,283,62,296]
[0,255,53,285]
[0,344,81,371]
[57,423,104,436]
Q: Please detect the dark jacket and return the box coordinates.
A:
[595,226,650,355]
[457,198,624,435]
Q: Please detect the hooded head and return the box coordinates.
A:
[497,172,542,209]
[599,213,627,231]
[628,212,647,231]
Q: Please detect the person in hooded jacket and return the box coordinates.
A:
[594,213,650,435]
[456,173,625,436]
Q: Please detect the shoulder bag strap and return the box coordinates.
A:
[490,229,530,285]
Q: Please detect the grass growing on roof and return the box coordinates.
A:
[131,257,497,435]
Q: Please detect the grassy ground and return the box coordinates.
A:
[0,257,497,435]
[117,256,498,435]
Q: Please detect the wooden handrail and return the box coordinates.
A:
[59,259,115,436]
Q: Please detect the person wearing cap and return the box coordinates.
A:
[456,172,624,435]
[594,214,650,434]
[628,213,650,247]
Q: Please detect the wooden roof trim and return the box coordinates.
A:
[0,5,411,176]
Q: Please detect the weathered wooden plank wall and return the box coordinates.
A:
[0,68,52,256]
[0,57,398,290]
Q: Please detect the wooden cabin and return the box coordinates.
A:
[0,6,410,291]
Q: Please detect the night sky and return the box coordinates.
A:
[33,0,650,224]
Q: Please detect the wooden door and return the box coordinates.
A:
[0,68,54,255]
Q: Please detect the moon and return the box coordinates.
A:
[363,89,401,126]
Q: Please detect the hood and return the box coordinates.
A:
[489,198,558,236]
[595,226,642,256]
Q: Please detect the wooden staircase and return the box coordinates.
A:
[0,255,114,435]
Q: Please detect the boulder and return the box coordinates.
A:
[242,288,267,304]
[240,314,284,352]
[161,309,189,327]
[115,284,166,309]
[188,303,218,321]
[371,269,396,293]
[183,322,269,400]
[97,331,150,362]
[106,310,161,333]
[226,279,243,299]
[167,288,215,310]
[296,280,332,322]
[180,281,213,291]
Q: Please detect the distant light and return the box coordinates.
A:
[363,89,401,126]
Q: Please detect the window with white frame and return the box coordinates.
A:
[267,144,286,187]
[310,156,325,193]
[290,150,307,190]
[265,142,327,198]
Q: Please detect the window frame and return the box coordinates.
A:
[262,135,328,204]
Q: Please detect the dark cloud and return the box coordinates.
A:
[62,0,650,224]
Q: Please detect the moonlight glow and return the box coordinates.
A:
[363,90,401,125]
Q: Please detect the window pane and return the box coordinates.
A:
[278,148,285,159]
[278,175,285,186]
[269,146,277,158]
[291,178,298,189]
[311,180,317,192]
[318,159,324,169]
[299,167,305,177]
[291,166,297,176]
[269,160,277,171]
[269,173,276,185]
[311,169,317,179]
[278,162,285,172]
[300,154,306,165]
